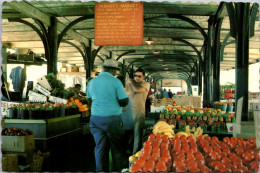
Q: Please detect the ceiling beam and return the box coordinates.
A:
[5,1,90,45]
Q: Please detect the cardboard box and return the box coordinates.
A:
[71,66,79,72]
[2,154,19,172]
[1,135,35,152]
[66,66,72,72]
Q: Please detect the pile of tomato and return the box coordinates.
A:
[198,136,259,172]
[130,134,259,172]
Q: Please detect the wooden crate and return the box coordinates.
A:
[1,135,35,152]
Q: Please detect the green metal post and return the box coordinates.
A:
[48,17,58,74]
[213,18,223,102]
[234,3,250,121]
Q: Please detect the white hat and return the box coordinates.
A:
[102,59,120,69]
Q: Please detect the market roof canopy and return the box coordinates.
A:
[1,1,260,79]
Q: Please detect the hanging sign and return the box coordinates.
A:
[95,2,143,46]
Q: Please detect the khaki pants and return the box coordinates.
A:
[132,114,145,154]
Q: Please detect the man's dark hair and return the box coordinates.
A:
[135,68,145,76]
[75,84,81,88]
[116,75,125,87]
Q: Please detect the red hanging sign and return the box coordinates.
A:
[95,2,143,46]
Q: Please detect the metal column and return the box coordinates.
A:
[48,17,58,75]
[212,18,223,102]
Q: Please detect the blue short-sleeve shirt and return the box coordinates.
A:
[87,72,128,116]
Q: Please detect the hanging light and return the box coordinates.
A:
[145,37,154,45]
[153,50,160,54]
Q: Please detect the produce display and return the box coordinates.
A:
[7,101,86,119]
[159,105,236,132]
[67,98,89,112]
[1,127,33,136]
[152,121,175,139]
[130,134,259,172]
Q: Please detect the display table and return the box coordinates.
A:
[3,114,81,140]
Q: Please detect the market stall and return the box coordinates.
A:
[129,121,259,172]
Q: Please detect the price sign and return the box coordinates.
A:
[49,96,67,104]
[35,83,51,96]
[1,101,20,117]
[28,91,47,102]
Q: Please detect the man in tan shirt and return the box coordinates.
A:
[126,68,150,154]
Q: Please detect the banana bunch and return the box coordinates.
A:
[153,121,175,138]
[176,125,204,140]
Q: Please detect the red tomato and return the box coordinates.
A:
[155,133,161,139]
[175,165,187,172]
[148,133,155,141]
[186,160,197,169]
[219,168,232,172]
[223,137,230,143]
[134,158,146,167]
[244,153,254,162]
[155,161,167,172]
[195,159,205,166]
[162,134,168,141]
[238,166,248,172]
[214,163,226,172]
[152,142,160,148]
[187,156,196,162]
[232,169,243,173]
[142,164,154,172]
[204,146,213,154]
[198,135,204,140]
[189,166,200,172]
[220,152,228,158]
[250,161,260,172]
[230,141,237,149]
[209,161,221,169]
[204,136,211,140]
[221,157,231,164]
[199,166,211,173]
[235,147,244,156]
[130,164,142,172]
[231,137,238,141]
[180,135,187,140]
[233,161,242,169]
[195,154,204,161]
[212,136,219,141]
[248,138,256,144]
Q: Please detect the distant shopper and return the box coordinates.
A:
[73,84,86,97]
[87,59,129,172]
[163,88,169,98]
[168,89,173,98]
[126,68,150,154]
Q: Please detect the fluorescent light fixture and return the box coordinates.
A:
[145,37,154,45]
[153,50,160,54]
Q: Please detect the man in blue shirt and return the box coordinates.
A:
[87,59,129,172]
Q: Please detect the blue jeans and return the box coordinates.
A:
[89,115,125,172]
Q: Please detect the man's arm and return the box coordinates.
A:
[118,97,129,107]
[128,79,148,93]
